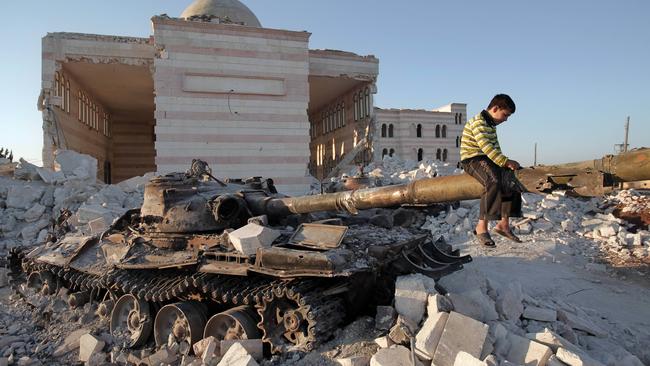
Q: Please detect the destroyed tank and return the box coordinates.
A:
[17,148,650,355]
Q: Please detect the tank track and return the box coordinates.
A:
[22,259,345,353]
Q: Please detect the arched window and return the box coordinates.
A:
[65,79,70,113]
[388,124,394,138]
[459,113,463,123]
[435,125,441,138]
[353,94,358,121]
[382,148,388,159]
[416,124,422,138]
[443,149,448,162]
[389,148,395,157]
[365,88,370,117]
[359,92,365,119]
[381,124,387,138]
[417,148,423,162]
[78,91,82,121]
[442,125,447,138]
[342,102,346,126]
[456,136,460,148]
[54,72,60,98]
[436,148,442,160]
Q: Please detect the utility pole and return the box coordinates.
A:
[534,143,537,166]
[624,116,630,152]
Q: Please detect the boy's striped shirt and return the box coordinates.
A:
[460,112,508,166]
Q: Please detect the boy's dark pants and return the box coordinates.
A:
[461,156,522,221]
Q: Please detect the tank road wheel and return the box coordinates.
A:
[110,294,153,347]
[154,302,207,348]
[27,271,58,295]
[204,306,261,341]
[257,294,314,353]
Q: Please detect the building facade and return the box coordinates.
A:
[40,0,378,194]
[374,103,467,167]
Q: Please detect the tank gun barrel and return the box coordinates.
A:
[261,148,650,216]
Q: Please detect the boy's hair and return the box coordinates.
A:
[488,94,516,113]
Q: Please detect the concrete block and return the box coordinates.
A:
[374,336,394,348]
[53,328,90,357]
[78,333,105,362]
[7,185,45,209]
[217,342,258,366]
[453,351,487,366]
[557,310,607,337]
[87,351,107,366]
[220,339,263,361]
[496,282,524,322]
[193,336,217,357]
[394,273,436,324]
[147,347,178,365]
[375,305,397,331]
[370,345,418,366]
[448,289,498,322]
[432,312,489,366]
[415,311,449,360]
[228,223,281,256]
[546,355,569,366]
[505,332,552,366]
[556,347,605,366]
[427,294,453,315]
[523,306,557,322]
[54,149,97,180]
[337,356,370,366]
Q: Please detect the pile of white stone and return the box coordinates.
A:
[421,190,650,260]
[353,271,644,366]
[360,156,461,186]
[0,150,152,256]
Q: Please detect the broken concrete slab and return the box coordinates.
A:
[217,342,258,366]
[453,351,487,366]
[414,311,449,360]
[525,328,581,354]
[432,312,489,366]
[78,333,105,362]
[496,281,524,322]
[505,332,552,366]
[13,158,41,181]
[54,149,97,181]
[375,305,397,331]
[448,289,498,322]
[220,339,263,361]
[557,310,608,338]
[370,345,420,366]
[556,347,605,366]
[394,273,436,324]
[522,306,557,322]
[228,223,281,256]
[6,184,45,209]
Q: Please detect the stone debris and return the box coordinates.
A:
[431,311,489,366]
[393,273,436,324]
[336,356,371,366]
[375,305,397,331]
[504,332,552,366]
[453,351,487,366]
[78,333,105,362]
[555,347,605,366]
[523,306,557,322]
[217,342,258,366]
[220,339,263,361]
[52,328,90,357]
[414,311,448,360]
[426,293,453,315]
[370,345,420,366]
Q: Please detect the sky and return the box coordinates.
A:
[0,0,648,167]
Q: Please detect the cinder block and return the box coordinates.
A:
[414,311,449,360]
[220,339,263,361]
[505,332,552,366]
[432,312,489,366]
[79,333,105,362]
[523,306,557,322]
[453,351,487,366]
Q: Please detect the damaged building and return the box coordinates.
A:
[39,0,464,192]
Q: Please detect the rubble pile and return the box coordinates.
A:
[0,150,152,257]
[360,156,461,185]
[421,191,649,263]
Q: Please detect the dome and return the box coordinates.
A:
[180,0,262,27]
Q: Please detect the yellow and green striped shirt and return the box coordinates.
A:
[460,111,508,167]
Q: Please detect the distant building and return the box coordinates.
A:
[374,104,466,167]
[39,0,378,194]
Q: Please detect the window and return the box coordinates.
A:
[436,148,442,160]
[381,124,387,138]
[442,125,447,138]
[342,102,346,126]
[443,149,448,162]
[365,88,370,117]
[360,91,365,119]
[459,113,463,123]
[435,125,441,138]
[353,94,358,121]
[389,148,395,157]
[65,80,70,113]
[417,148,423,162]
[54,72,60,99]
[416,124,422,138]
[78,91,82,121]
[388,124,394,138]
[456,136,460,148]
